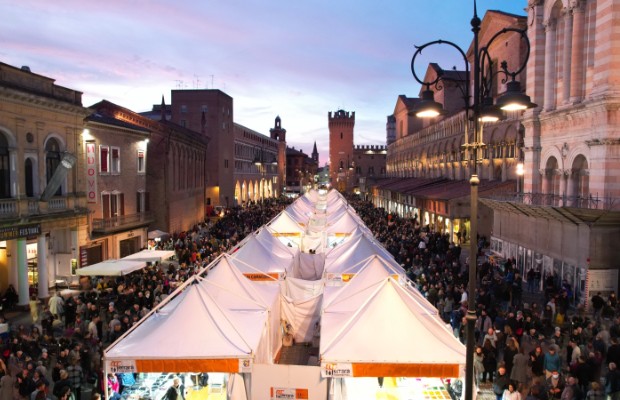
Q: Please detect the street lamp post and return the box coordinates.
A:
[410,2,536,399]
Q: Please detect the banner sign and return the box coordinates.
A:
[243,272,282,281]
[108,359,136,374]
[270,387,309,400]
[86,141,97,203]
[0,223,41,241]
[321,362,353,378]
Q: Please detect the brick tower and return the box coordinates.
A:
[328,109,355,191]
[269,115,286,196]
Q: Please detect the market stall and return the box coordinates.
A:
[75,259,147,276]
[122,249,176,263]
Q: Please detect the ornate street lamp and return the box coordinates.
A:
[409,2,536,399]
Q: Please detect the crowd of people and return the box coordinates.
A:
[0,199,290,400]
[348,196,620,400]
[1,193,619,400]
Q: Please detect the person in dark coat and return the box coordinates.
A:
[164,377,185,400]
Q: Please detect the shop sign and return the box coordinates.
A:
[86,141,97,203]
[0,224,41,241]
[270,387,309,400]
[108,359,136,374]
[321,362,353,378]
[80,247,88,268]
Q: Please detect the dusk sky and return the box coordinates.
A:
[2,0,526,166]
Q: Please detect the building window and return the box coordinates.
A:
[180,105,187,113]
[111,147,120,174]
[136,191,150,213]
[46,138,62,196]
[340,132,343,140]
[137,150,146,173]
[368,166,375,175]
[224,159,229,168]
[101,192,124,219]
[180,120,187,128]
[0,133,10,198]
[100,146,109,173]
[202,105,208,112]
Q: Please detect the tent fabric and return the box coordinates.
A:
[147,229,170,240]
[323,254,405,287]
[206,255,282,362]
[320,277,466,377]
[254,227,299,261]
[230,234,293,278]
[280,277,324,343]
[296,253,324,280]
[267,211,305,235]
[76,259,146,276]
[122,250,176,262]
[104,275,270,373]
[324,234,397,274]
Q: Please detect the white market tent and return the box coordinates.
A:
[320,275,466,378]
[267,211,305,237]
[254,226,299,260]
[104,273,270,373]
[325,210,366,236]
[323,254,406,285]
[122,250,176,263]
[324,232,397,273]
[230,233,294,280]
[76,259,146,276]
[206,255,283,361]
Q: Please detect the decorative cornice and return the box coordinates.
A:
[586,138,620,147]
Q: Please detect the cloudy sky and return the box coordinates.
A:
[1,0,526,165]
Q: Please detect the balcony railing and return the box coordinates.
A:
[486,192,619,211]
[0,195,87,219]
[92,211,155,233]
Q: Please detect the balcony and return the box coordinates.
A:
[0,195,87,220]
[92,211,155,234]
[485,192,618,211]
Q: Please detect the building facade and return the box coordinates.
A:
[234,122,279,204]
[96,100,209,235]
[0,62,90,304]
[285,146,318,195]
[145,90,286,208]
[81,108,153,266]
[378,10,528,242]
[483,0,620,301]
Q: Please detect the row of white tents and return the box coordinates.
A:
[103,189,466,399]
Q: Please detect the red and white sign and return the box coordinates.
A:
[270,387,309,400]
[86,141,97,203]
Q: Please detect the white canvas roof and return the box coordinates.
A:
[320,277,466,378]
[230,234,293,279]
[254,226,298,260]
[122,250,176,263]
[324,233,396,273]
[76,259,146,276]
[325,210,364,235]
[267,211,305,235]
[104,274,269,373]
[205,255,282,362]
[323,254,406,287]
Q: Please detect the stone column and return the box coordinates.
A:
[570,2,585,102]
[37,235,49,299]
[562,9,573,104]
[16,238,28,306]
[543,20,557,111]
